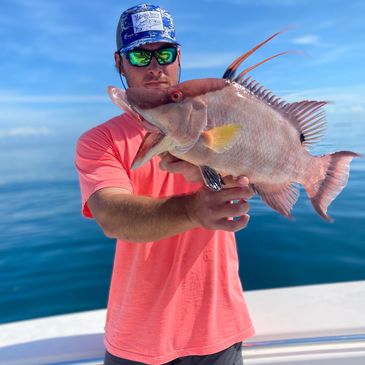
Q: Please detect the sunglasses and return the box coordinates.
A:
[123,45,178,67]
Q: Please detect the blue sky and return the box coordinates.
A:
[0,0,364,140]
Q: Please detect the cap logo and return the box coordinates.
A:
[131,11,164,34]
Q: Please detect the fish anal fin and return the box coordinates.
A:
[202,124,242,153]
[253,182,300,219]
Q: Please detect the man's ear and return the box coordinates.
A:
[114,52,125,75]
[177,47,181,64]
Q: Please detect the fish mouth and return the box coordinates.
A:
[140,118,162,134]
[133,106,167,135]
[131,132,173,170]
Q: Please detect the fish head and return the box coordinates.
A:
[126,78,228,148]
[109,79,228,169]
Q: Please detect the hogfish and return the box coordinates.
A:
[108,32,358,221]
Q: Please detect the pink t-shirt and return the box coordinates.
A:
[75,113,254,365]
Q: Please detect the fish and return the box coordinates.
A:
[108,32,359,221]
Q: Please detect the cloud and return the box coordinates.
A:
[0,127,51,138]
[1,0,113,65]
[0,93,108,104]
[0,100,118,133]
[182,52,238,69]
[349,105,364,113]
[310,45,355,65]
[291,35,319,45]
[203,0,301,5]
[279,86,365,115]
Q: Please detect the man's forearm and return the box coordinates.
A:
[93,193,199,242]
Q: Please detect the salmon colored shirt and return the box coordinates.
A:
[75,113,254,365]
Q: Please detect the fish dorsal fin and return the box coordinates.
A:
[223,31,282,80]
[237,76,327,147]
[233,51,291,82]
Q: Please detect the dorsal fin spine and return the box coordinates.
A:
[302,116,325,131]
[234,77,328,146]
[303,122,326,135]
[297,106,320,120]
[297,105,325,122]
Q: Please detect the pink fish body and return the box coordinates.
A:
[108,33,358,221]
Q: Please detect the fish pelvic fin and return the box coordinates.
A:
[253,182,300,220]
[202,124,242,153]
[199,166,223,191]
[303,151,359,222]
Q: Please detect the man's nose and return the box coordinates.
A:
[147,57,163,76]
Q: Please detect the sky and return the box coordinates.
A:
[0,0,365,139]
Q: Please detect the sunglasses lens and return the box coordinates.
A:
[155,47,177,65]
[126,46,177,67]
[128,50,151,66]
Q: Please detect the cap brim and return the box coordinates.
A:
[120,37,180,53]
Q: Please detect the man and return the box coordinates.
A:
[75,4,254,365]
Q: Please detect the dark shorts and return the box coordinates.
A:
[104,342,243,365]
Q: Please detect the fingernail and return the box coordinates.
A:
[238,176,248,185]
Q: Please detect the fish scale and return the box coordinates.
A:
[203,85,305,184]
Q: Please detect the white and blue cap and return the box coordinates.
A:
[116,4,180,54]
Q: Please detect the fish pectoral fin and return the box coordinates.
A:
[202,124,242,153]
[253,182,300,219]
[199,166,223,191]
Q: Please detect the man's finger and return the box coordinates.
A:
[222,175,251,188]
[219,200,250,218]
[216,187,253,201]
[216,214,250,232]
[161,159,192,173]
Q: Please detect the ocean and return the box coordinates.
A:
[0,107,364,324]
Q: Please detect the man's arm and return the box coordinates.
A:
[88,180,253,243]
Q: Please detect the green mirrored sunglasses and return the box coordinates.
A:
[124,45,178,67]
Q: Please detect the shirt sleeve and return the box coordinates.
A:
[75,126,133,218]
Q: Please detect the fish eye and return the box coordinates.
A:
[170,90,183,102]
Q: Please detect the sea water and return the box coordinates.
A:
[0,111,364,324]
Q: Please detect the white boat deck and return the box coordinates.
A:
[1,280,365,364]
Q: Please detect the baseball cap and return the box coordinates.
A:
[116,4,180,54]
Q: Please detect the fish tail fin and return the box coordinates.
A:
[303,151,358,222]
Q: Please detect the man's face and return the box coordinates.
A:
[115,42,180,89]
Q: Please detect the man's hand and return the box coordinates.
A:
[187,177,254,232]
[159,152,202,182]
[159,153,254,232]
